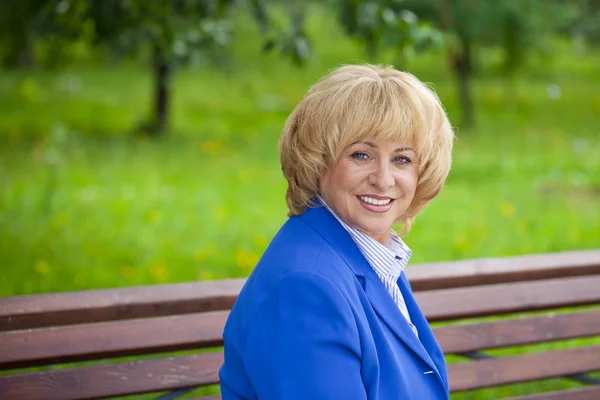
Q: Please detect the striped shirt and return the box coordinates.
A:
[318,197,418,337]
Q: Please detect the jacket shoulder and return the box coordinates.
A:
[224,216,359,345]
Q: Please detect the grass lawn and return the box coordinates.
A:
[0,7,599,399]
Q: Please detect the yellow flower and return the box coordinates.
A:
[216,206,227,221]
[197,270,215,280]
[500,202,516,218]
[146,210,161,224]
[453,236,469,252]
[35,259,50,275]
[516,221,530,235]
[568,228,581,242]
[73,273,86,288]
[120,265,135,279]
[200,139,225,155]
[149,262,169,282]
[239,169,253,184]
[193,250,207,263]
[234,247,260,270]
[253,236,269,249]
[51,212,70,230]
[194,242,217,263]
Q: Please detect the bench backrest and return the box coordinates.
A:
[1,249,599,400]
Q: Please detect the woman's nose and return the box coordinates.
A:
[369,164,394,190]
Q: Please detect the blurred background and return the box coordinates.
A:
[1,0,599,294]
[0,0,599,398]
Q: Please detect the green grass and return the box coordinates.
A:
[0,7,599,399]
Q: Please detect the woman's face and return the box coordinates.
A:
[320,139,419,245]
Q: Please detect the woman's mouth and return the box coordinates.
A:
[357,195,394,212]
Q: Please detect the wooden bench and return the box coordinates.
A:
[1,249,599,400]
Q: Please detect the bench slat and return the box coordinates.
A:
[418,275,600,322]
[448,345,600,392]
[3,274,599,333]
[503,386,600,400]
[3,346,599,398]
[2,250,598,331]
[0,279,244,332]
[409,250,600,291]
[4,306,600,372]
[0,312,228,371]
[436,309,600,354]
[0,352,222,400]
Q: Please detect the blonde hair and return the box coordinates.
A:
[279,64,454,233]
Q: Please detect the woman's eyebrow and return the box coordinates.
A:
[356,142,415,154]
[360,141,377,148]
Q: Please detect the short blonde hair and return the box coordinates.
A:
[279,64,454,233]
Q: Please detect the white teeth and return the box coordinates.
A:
[359,196,391,206]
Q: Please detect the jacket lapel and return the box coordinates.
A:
[364,266,445,388]
[398,273,449,391]
[299,205,446,390]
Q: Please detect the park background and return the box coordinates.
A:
[1,0,599,398]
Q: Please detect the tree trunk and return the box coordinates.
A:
[438,0,475,128]
[18,45,35,69]
[452,36,475,128]
[152,53,171,136]
[3,34,35,69]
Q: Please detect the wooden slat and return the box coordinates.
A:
[0,312,227,370]
[417,275,600,322]
[407,249,600,291]
[4,306,600,372]
[503,386,600,400]
[448,345,600,392]
[0,279,244,331]
[435,309,600,354]
[4,347,599,399]
[0,352,223,400]
[1,250,598,331]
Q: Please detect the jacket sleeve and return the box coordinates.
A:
[241,270,367,400]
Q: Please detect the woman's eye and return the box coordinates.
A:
[351,152,370,161]
[394,156,411,164]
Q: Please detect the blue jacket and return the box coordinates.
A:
[219,205,449,399]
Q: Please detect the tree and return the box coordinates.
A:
[0,0,82,69]
[66,0,239,135]
[0,0,308,136]
[336,0,577,127]
[397,0,577,127]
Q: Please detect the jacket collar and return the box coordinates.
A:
[299,205,447,392]
[317,196,410,282]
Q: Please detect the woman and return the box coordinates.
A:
[220,64,454,399]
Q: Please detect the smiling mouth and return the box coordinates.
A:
[358,195,393,205]
[357,196,395,212]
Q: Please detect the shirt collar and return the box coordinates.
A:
[317,197,412,280]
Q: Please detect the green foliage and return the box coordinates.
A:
[0,0,66,67]
[400,0,578,74]
[39,0,238,66]
[570,0,600,46]
[336,0,444,60]
[0,0,315,69]
[253,0,312,66]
